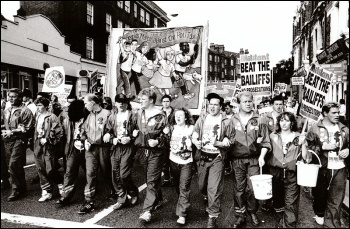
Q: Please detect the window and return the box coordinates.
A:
[117,20,123,28]
[117,1,123,8]
[225,59,228,65]
[125,24,130,28]
[133,3,137,18]
[231,69,234,76]
[222,72,224,78]
[154,18,158,28]
[145,12,150,25]
[125,1,130,13]
[140,8,145,22]
[87,3,93,25]
[231,59,234,65]
[106,13,111,32]
[86,37,93,59]
[224,69,227,75]
[221,62,224,68]
[209,65,213,72]
[209,55,212,61]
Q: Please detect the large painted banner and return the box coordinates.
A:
[240,54,271,96]
[106,26,208,115]
[206,81,236,102]
[300,66,332,121]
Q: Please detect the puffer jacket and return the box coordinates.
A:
[230,112,271,158]
[306,120,349,169]
[193,113,235,161]
[81,108,110,145]
[268,132,302,171]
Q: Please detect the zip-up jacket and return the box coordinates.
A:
[230,112,271,158]
[133,109,168,150]
[268,132,301,171]
[81,108,110,145]
[105,110,136,150]
[261,112,277,134]
[193,113,235,161]
[306,120,349,169]
[3,104,34,142]
[34,113,63,146]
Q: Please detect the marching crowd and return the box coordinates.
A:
[1,87,348,228]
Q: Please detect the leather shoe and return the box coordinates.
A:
[232,216,245,228]
[8,191,26,202]
[250,213,260,226]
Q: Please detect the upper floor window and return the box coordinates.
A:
[87,3,93,25]
[140,8,145,23]
[154,18,158,28]
[117,1,123,8]
[225,59,228,65]
[117,20,123,28]
[224,69,227,75]
[231,59,234,65]
[209,55,212,61]
[86,37,94,59]
[134,3,138,18]
[125,1,130,13]
[106,13,111,32]
[145,12,150,25]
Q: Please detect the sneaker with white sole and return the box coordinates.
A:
[78,201,95,214]
[58,184,64,196]
[313,215,324,225]
[139,211,151,223]
[177,216,186,225]
[38,190,52,202]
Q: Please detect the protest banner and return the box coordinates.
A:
[291,77,304,85]
[274,83,287,92]
[300,65,333,121]
[105,25,208,115]
[206,81,235,99]
[42,66,65,93]
[239,53,271,96]
[52,84,73,106]
[230,78,241,104]
[258,106,273,115]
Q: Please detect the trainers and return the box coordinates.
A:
[139,211,152,223]
[130,196,138,205]
[113,202,125,210]
[78,202,95,214]
[207,216,218,228]
[313,215,324,225]
[38,190,52,202]
[177,216,186,225]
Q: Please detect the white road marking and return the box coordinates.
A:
[84,182,148,224]
[1,213,111,228]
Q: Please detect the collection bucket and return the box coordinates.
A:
[296,150,321,187]
[250,174,273,200]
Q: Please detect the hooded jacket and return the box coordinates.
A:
[230,112,271,158]
[268,132,302,171]
[306,120,349,169]
[193,113,235,161]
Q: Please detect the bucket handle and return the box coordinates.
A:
[296,150,321,167]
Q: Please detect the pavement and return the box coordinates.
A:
[1,150,349,228]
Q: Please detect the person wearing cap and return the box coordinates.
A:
[134,88,168,224]
[22,88,37,115]
[33,97,64,202]
[103,94,138,210]
[77,94,111,214]
[229,91,271,228]
[2,88,35,201]
[305,102,349,227]
[192,92,235,228]
[56,100,87,206]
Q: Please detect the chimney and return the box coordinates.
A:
[240,48,244,54]
[210,43,215,51]
[244,49,249,54]
[218,45,225,53]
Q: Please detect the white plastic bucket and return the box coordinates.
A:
[250,174,273,200]
[296,150,321,187]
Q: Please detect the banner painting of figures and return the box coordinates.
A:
[105,26,208,115]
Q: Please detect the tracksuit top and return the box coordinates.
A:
[268,132,301,171]
[34,112,63,146]
[230,112,271,159]
[193,113,235,160]
[306,120,349,170]
[81,108,110,145]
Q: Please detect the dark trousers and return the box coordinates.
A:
[130,70,142,95]
[232,158,259,216]
[312,168,348,228]
[4,139,27,193]
[170,161,193,217]
[136,149,164,212]
[61,147,86,202]
[1,138,9,182]
[270,167,300,228]
[111,145,138,204]
[162,150,171,182]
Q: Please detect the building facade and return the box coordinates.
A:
[292,1,349,104]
